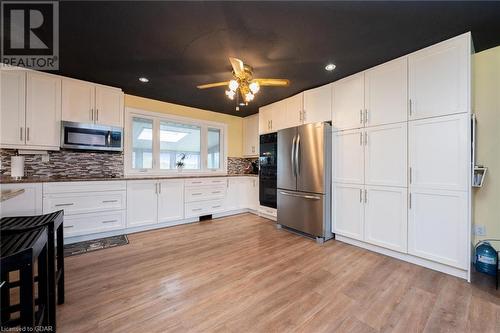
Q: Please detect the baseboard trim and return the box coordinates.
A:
[336,235,469,281]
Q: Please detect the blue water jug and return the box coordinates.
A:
[475,241,498,276]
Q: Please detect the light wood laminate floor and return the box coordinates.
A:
[58,213,500,332]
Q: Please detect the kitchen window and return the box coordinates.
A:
[125,108,227,175]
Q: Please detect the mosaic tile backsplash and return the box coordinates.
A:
[0,149,258,178]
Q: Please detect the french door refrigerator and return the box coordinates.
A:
[277,122,332,242]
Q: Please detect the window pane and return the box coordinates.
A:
[132,117,153,169]
[160,121,201,170]
[208,128,221,169]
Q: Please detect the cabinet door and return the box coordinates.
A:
[126,181,158,227]
[284,93,303,128]
[0,183,43,217]
[26,72,61,148]
[409,114,469,191]
[364,186,407,253]
[243,114,259,156]
[95,86,124,127]
[259,105,272,134]
[1,70,26,146]
[408,34,470,120]
[332,183,364,240]
[62,79,95,123]
[365,123,407,187]
[364,57,407,126]
[303,84,332,124]
[249,177,259,210]
[270,99,287,131]
[224,179,241,211]
[158,180,184,223]
[408,189,468,269]
[332,73,364,131]
[332,129,364,184]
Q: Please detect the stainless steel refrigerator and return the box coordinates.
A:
[277,122,332,242]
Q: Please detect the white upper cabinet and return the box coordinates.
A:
[303,84,332,124]
[364,185,407,253]
[157,180,184,223]
[364,123,407,187]
[364,57,408,126]
[258,104,272,134]
[243,114,259,156]
[1,69,26,146]
[62,79,95,123]
[284,93,303,128]
[408,33,470,120]
[409,114,469,191]
[332,72,364,131]
[332,183,364,240]
[258,100,286,134]
[62,78,124,127]
[26,72,61,148]
[408,188,468,269]
[333,128,364,184]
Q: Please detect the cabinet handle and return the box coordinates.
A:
[271,120,273,129]
[364,189,368,203]
[191,181,202,184]
[63,225,74,229]
[192,208,203,212]
[359,189,363,203]
[192,193,203,196]
[27,127,30,141]
[159,183,162,194]
[102,200,118,203]
[303,110,306,122]
[20,127,23,141]
[360,132,363,146]
[101,220,117,224]
[96,109,99,122]
[212,205,221,209]
[364,109,368,124]
[409,192,412,209]
[364,132,368,146]
[409,99,412,117]
[212,191,221,194]
[360,109,363,124]
[155,183,158,194]
[55,203,74,207]
[409,167,413,184]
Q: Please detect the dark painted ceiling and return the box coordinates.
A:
[56,1,500,117]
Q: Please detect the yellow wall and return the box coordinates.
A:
[124,94,243,157]
[473,46,500,243]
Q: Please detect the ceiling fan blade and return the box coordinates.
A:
[254,78,290,87]
[197,81,229,89]
[229,57,245,75]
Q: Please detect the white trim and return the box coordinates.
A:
[124,107,228,176]
[336,235,469,281]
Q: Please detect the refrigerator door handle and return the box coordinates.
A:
[279,191,321,200]
[295,134,301,175]
[291,134,297,177]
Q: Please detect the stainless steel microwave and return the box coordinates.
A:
[61,121,123,151]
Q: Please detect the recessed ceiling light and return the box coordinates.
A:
[139,77,149,83]
[325,63,336,71]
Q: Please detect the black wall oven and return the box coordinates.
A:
[259,132,277,208]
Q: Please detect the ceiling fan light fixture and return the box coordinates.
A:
[225,90,235,100]
[229,79,239,91]
[249,81,260,94]
[245,92,254,102]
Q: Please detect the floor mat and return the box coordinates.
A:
[64,235,129,257]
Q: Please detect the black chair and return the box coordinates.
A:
[0,227,50,329]
[0,210,65,330]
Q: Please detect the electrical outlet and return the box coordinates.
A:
[474,224,486,236]
[41,154,50,163]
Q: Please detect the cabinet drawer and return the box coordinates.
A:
[63,210,125,238]
[44,191,126,215]
[43,181,126,194]
[185,199,225,218]
[185,178,227,187]
[185,186,226,202]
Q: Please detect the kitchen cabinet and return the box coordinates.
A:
[364,186,407,253]
[364,123,407,187]
[126,181,159,227]
[1,69,26,146]
[284,93,304,128]
[332,129,364,184]
[243,114,259,156]
[364,57,408,126]
[332,73,364,131]
[409,114,469,191]
[332,183,364,241]
[303,84,332,124]
[408,34,470,120]
[158,180,185,223]
[0,183,43,217]
[26,72,61,148]
[1,69,61,150]
[408,188,468,269]
[248,177,259,211]
[62,78,124,127]
[258,100,286,134]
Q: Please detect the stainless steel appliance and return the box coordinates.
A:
[61,121,123,151]
[259,132,277,208]
[277,122,332,242]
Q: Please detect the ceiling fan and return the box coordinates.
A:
[197,57,290,110]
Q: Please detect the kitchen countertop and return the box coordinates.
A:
[0,188,25,202]
[0,174,258,184]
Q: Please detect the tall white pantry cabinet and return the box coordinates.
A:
[332,33,472,280]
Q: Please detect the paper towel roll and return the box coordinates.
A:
[11,155,25,179]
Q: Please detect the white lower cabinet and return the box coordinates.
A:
[0,183,43,217]
[408,188,468,269]
[158,180,184,223]
[332,183,365,241]
[64,210,126,238]
[364,186,407,253]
